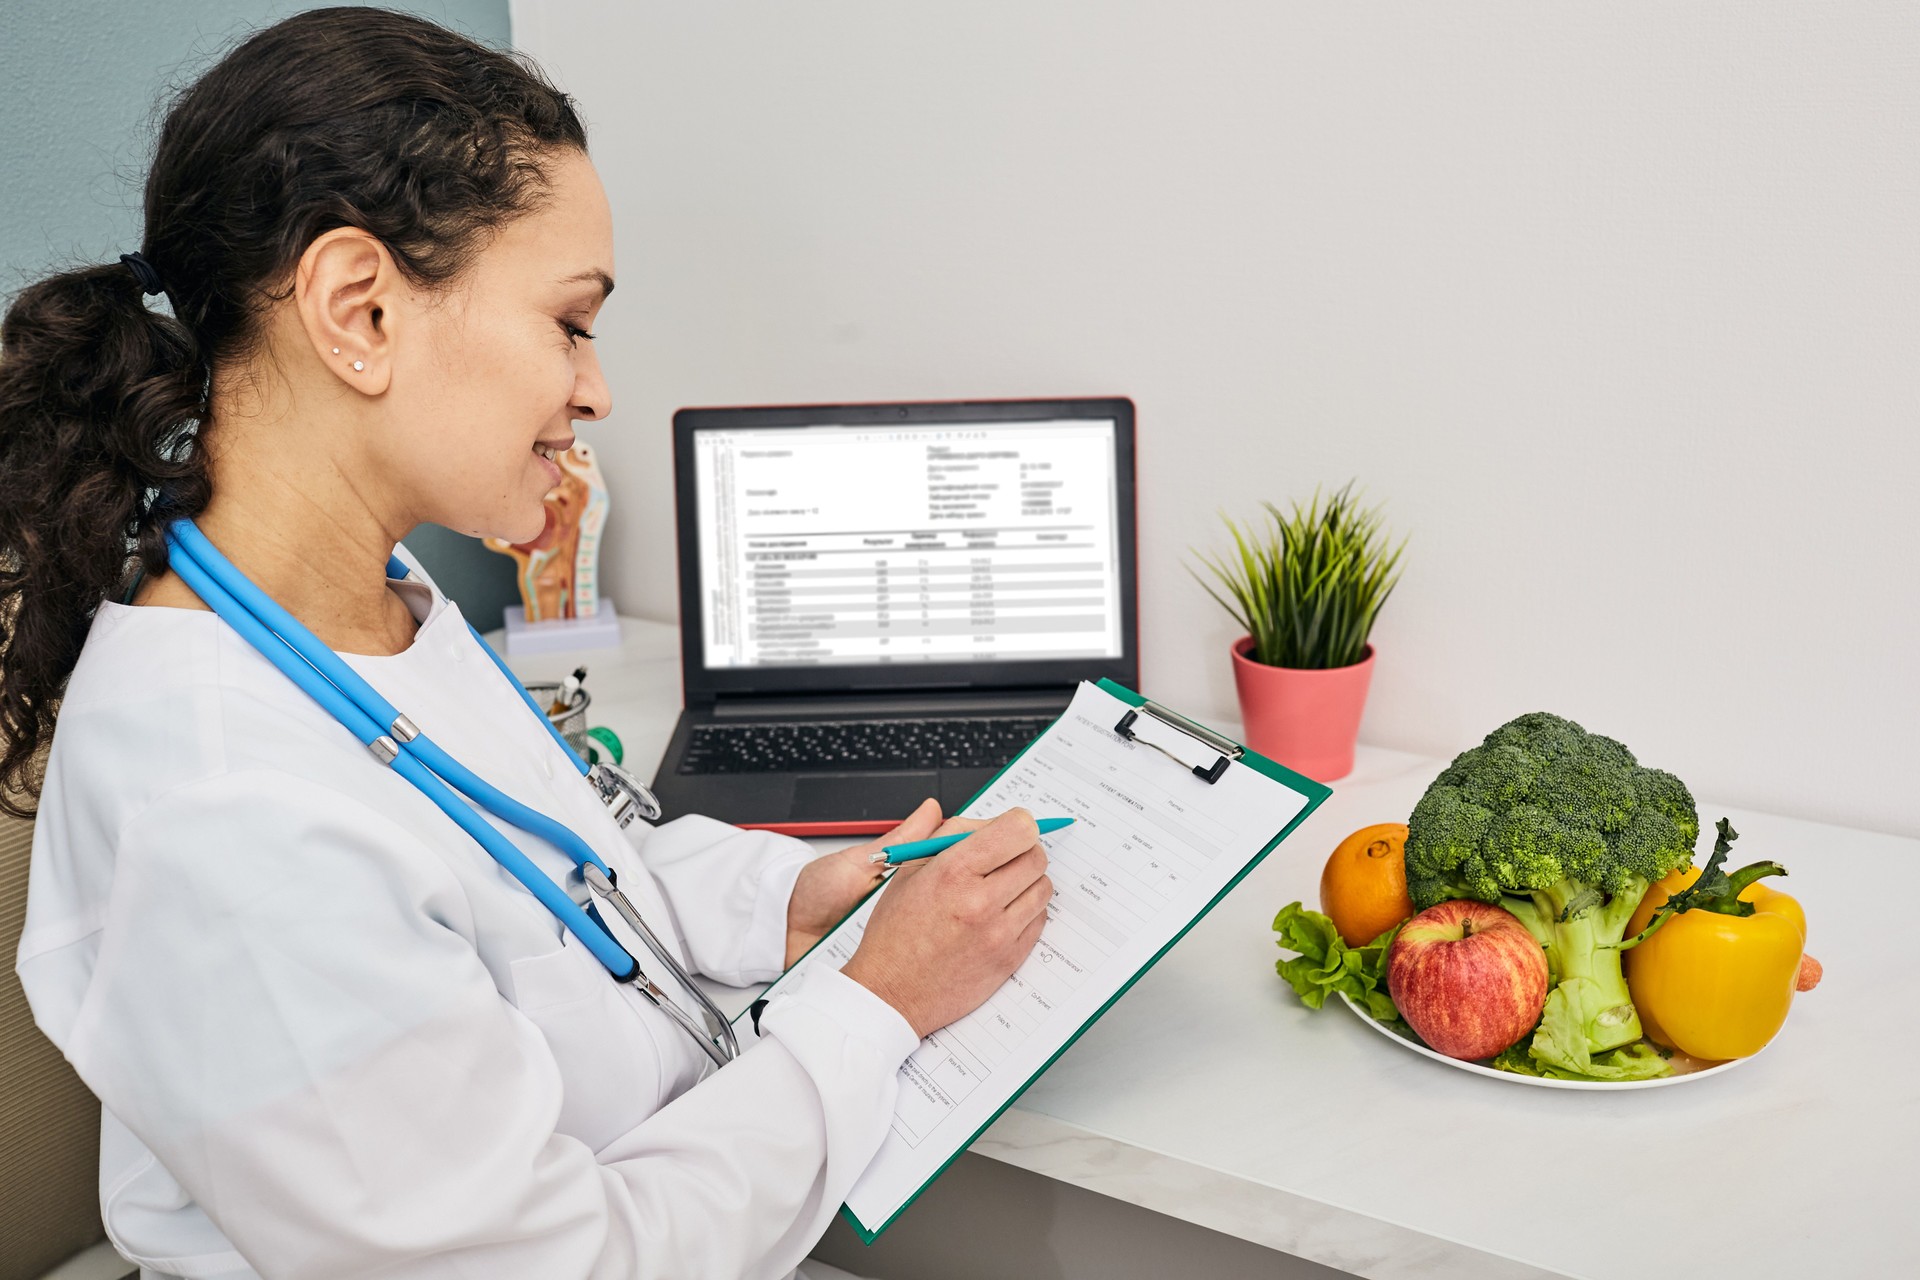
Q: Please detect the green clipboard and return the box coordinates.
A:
[736,677,1333,1244]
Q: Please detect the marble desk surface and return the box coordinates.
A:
[491,616,1916,1280]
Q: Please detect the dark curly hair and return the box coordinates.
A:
[0,7,588,816]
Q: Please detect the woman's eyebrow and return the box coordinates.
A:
[558,268,614,299]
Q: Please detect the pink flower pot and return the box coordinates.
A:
[1230,636,1375,783]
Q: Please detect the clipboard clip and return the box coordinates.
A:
[1113,700,1243,785]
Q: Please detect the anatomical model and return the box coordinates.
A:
[485,444,611,621]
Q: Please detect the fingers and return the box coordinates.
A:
[1021,906,1049,946]
[929,814,987,840]
[878,796,942,846]
[981,840,1049,906]
[1009,895,1050,961]
[945,807,1040,875]
[1003,869,1054,922]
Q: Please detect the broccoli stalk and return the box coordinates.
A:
[1502,881,1646,1053]
[1405,712,1699,1078]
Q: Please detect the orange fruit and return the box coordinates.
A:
[1319,823,1416,947]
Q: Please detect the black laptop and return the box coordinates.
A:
[649,398,1138,835]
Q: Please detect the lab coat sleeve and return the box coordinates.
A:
[59,771,918,1280]
[628,814,817,985]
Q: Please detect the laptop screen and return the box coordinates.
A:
[689,416,1126,671]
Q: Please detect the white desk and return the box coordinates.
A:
[492,617,1917,1280]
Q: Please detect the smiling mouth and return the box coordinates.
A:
[534,443,563,462]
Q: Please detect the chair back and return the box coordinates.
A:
[1,791,108,1280]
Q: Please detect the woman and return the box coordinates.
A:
[0,10,1051,1279]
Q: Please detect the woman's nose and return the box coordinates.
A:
[572,349,613,421]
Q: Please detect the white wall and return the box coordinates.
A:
[514,1,1918,838]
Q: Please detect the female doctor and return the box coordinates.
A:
[0,9,1051,1279]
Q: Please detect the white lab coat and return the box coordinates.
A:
[15,553,914,1280]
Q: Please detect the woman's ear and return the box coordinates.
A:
[295,228,400,395]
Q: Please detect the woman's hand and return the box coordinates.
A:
[784,798,984,968]
[840,808,1051,1040]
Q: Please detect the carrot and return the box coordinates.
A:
[1796,953,1823,992]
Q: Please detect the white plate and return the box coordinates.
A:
[1337,992,1757,1090]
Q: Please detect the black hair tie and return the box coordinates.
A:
[119,252,165,297]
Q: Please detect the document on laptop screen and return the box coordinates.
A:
[735,680,1320,1240]
[692,419,1123,668]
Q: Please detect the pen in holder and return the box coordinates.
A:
[522,682,626,766]
[526,681,591,757]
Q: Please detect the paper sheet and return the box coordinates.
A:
[740,681,1313,1235]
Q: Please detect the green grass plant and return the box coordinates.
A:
[1190,481,1407,670]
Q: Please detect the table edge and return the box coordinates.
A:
[972,1106,1570,1280]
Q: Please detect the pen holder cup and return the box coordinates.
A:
[525,683,592,757]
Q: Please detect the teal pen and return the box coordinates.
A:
[867,817,1076,866]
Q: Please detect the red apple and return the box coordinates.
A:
[1386,900,1548,1061]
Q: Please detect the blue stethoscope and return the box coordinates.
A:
[162,517,741,1068]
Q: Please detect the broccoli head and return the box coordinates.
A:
[1406,712,1699,1074]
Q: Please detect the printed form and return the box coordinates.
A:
[691,419,1124,669]
[738,681,1314,1235]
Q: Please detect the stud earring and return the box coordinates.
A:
[331,347,340,355]
[352,360,365,372]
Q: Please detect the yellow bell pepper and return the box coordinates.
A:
[1623,825,1806,1062]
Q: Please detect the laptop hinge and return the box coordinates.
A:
[707,688,1072,720]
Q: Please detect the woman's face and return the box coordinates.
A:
[383,148,615,545]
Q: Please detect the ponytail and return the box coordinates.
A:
[0,262,209,815]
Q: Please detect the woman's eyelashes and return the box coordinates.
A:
[561,321,597,344]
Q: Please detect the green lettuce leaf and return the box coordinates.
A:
[1488,1042,1550,1076]
[1272,902,1402,1023]
[1574,1043,1674,1082]
[1492,1037,1672,1082]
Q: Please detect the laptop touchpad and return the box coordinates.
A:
[792,772,939,822]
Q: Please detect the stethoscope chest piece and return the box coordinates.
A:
[580,862,739,1067]
[589,760,662,828]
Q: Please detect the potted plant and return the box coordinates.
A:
[1190,482,1407,781]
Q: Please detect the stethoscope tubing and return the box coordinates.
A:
[162,518,740,1066]
[171,523,601,851]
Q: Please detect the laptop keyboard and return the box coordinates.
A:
[678,717,1052,775]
